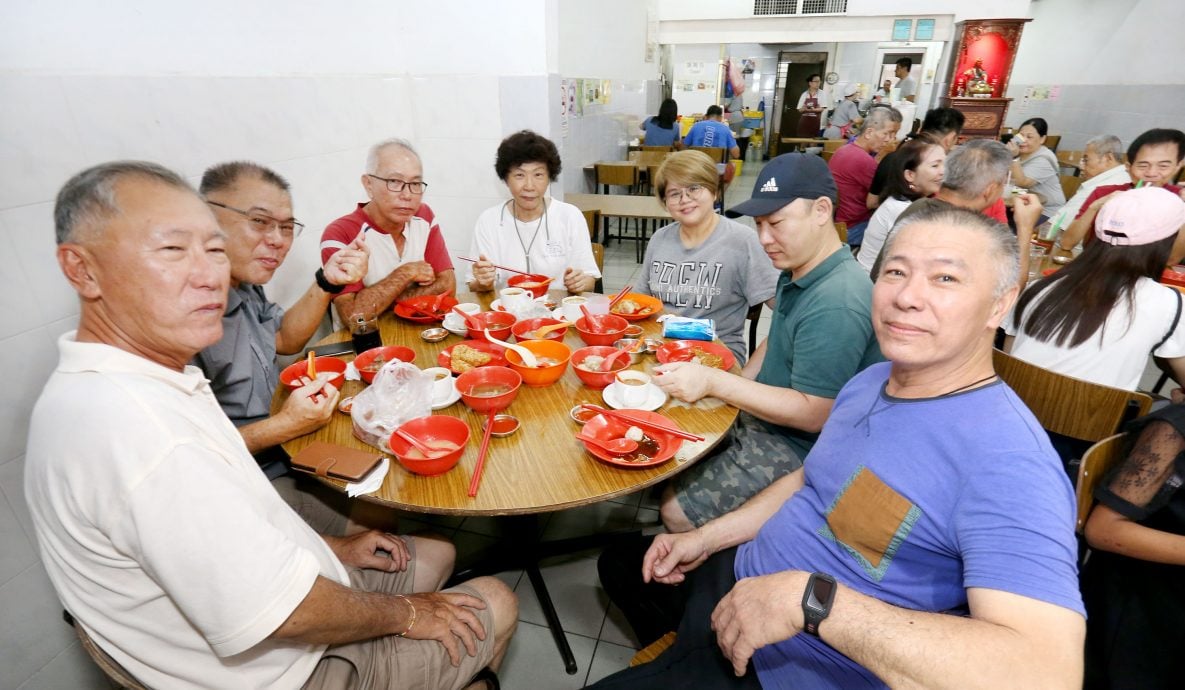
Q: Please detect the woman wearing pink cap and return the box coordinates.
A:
[1003,186,1185,391]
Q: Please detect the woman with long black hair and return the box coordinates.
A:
[1004,187,1185,391]
[640,98,683,148]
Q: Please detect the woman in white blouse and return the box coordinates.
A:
[467,130,600,293]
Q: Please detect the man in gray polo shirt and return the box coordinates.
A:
[195,162,368,476]
[653,154,882,532]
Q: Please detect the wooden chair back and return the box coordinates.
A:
[1075,433,1127,533]
[71,615,150,689]
[591,242,604,274]
[1045,134,1062,152]
[595,163,639,191]
[630,632,677,667]
[823,140,844,154]
[581,209,600,238]
[689,146,727,163]
[642,145,674,153]
[834,221,847,243]
[1060,174,1084,200]
[1056,149,1082,167]
[992,349,1152,442]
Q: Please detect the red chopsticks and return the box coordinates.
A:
[457,256,532,277]
[579,404,706,442]
[468,408,498,497]
[607,290,632,312]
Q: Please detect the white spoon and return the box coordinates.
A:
[483,328,539,368]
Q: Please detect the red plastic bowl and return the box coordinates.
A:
[456,366,522,412]
[353,345,417,384]
[571,345,630,389]
[279,356,347,390]
[389,415,470,476]
[512,317,569,342]
[504,339,572,387]
[466,310,517,341]
[575,314,629,346]
[507,273,552,298]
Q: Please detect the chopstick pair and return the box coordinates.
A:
[468,408,498,497]
[457,256,533,277]
[579,404,706,442]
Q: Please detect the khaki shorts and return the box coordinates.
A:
[302,547,495,690]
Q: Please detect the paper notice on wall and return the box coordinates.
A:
[560,79,570,138]
[601,80,612,105]
[1049,85,1062,101]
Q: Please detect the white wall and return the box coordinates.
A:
[554,0,661,193]
[1005,0,1185,150]
[0,2,559,686]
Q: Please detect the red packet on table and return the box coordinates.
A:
[290,442,384,482]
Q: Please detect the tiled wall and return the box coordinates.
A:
[1004,83,1185,153]
[0,68,544,687]
[557,79,659,195]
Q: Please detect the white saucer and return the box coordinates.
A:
[602,381,667,411]
[431,380,462,410]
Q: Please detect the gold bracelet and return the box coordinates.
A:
[394,595,416,637]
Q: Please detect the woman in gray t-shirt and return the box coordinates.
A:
[634,150,780,363]
[1007,117,1066,221]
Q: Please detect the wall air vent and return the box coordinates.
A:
[801,0,848,14]
[753,0,798,16]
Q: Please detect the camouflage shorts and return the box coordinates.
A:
[672,411,808,527]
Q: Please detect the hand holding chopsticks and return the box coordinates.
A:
[457,256,532,277]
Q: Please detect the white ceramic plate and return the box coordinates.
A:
[602,381,667,411]
[431,379,462,410]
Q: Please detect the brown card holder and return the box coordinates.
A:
[290,442,384,482]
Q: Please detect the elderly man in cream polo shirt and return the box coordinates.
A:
[26,161,514,690]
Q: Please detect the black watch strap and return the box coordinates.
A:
[801,572,837,636]
[315,268,345,294]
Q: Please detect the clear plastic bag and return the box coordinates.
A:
[350,361,432,452]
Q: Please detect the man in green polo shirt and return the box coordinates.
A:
[653,153,883,532]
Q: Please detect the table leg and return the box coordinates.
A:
[443,515,650,676]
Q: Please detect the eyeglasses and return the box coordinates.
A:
[367,174,428,195]
[664,184,707,204]
[206,201,303,239]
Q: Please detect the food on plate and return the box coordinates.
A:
[575,355,606,372]
[530,356,561,369]
[624,426,644,442]
[690,347,725,369]
[619,433,661,463]
[449,344,492,373]
[611,298,653,316]
[518,280,546,289]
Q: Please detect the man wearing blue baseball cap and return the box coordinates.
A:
[650,153,883,533]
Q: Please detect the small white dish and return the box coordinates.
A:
[442,321,469,337]
[602,381,667,411]
[431,379,462,410]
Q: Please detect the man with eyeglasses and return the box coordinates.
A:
[321,138,456,323]
[1051,134,1129,234]
[196,161,369,479]
[1056,128,1185,255]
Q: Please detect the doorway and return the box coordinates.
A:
[771,51,827,156]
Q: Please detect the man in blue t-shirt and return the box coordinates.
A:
[593,205,1085,689]
[684,105,741,160]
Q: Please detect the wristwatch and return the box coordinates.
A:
[801,572,837,636]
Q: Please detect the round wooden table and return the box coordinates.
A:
[277,290,740,674]
[275,290,739,516]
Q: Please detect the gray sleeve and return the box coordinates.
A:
[743,233,780,305]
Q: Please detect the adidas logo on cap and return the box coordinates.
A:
[760,177,779,193]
